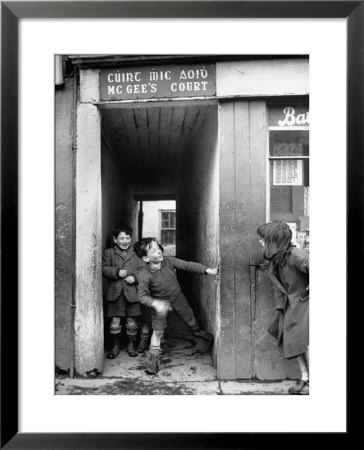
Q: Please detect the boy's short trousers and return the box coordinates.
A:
[107,292,141,318]
[151,291,195,330]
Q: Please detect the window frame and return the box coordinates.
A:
[267,104,310,246]
[159,209,176,246]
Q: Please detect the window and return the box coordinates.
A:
[268,104,309,248]
[160,210,176,245]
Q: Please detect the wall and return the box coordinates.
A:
[101,143,137,252]
[74,70,104,376]
[218,100,268,380]
[218,99,302,380]
[142,200,176,255]
[177,105,219,359]
[55,76,74,373]
[216,58,309,97]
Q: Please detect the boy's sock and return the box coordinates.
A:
[137,326,150,353]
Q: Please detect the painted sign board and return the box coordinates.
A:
[100,64,216,101]
[269,104,309,127]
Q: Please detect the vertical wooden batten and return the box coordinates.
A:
[74,70,103,376]
[248,101,268,378]
[234,101,252,379]
[218,101,237,379]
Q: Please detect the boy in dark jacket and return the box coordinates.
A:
[133,237,218,375]
[102,224,149,358]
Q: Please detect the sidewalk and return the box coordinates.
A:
[56,314,308,395]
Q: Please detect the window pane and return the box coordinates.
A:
[161,230,176,245]
[161,211,176,229]
[269,130,309,157]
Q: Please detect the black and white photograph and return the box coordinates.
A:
[55,54,310,396]
[1,2,353,444]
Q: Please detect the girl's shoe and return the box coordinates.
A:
[288,379,309,394]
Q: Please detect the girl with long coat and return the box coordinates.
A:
[257,221,309,394]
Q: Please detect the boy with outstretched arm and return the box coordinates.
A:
[133,237,219,375]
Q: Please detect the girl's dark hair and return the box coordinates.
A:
[113,223,133,238]
[257,221,292,263]
[257,223,269,239]
[134,237,158,259]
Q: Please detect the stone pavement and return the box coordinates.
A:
[56,313,308,395]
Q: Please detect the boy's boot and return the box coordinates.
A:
[107,332,121,359]
[127,335,138,357]
[187,318,214,343]
[160,336,167,355]
[137,329,150,354]
[126,317,138,357]
[192,329,214,342]
[145,348,160,375]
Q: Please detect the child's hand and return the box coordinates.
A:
[151,299,171,315]
[206,267,219,276]
[118,269,127,278]
[125,276,135,284]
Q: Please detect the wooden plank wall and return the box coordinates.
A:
[218,100,267,379]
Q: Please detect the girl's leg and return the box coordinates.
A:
[297,354,309,382]
[288,353,309,394]
[304,348,309,370]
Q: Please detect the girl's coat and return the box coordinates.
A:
[266,247,309,359]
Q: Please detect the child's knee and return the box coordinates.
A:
[110,316,122,334]
[126,316,139,335]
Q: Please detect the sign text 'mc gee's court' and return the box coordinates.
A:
[99,64,216,101]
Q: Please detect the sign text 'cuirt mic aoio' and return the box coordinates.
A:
[106,68,210,95]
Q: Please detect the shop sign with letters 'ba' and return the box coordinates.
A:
[99,64,216,100]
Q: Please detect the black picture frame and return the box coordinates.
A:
[1,1,358,448]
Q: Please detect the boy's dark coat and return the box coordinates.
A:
[102,246,146,303]
[266,247,309,359]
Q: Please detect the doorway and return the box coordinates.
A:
[100,102,220,370]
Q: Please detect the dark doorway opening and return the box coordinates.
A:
[100,102,219,367]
